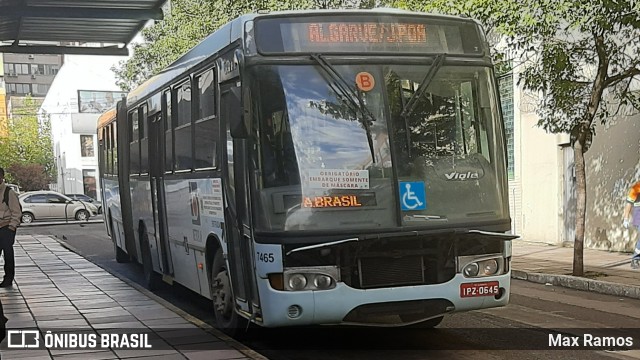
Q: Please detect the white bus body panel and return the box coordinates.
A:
[103,178,126,250]
[129,178,152,261]
[164,177,225,298]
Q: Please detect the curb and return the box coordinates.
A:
[51,235,269,360]
[512,269,640,300]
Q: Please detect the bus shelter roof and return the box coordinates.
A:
[0,0,165,56]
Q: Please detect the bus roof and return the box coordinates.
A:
[126,9,480,106]
[97,108,117,129]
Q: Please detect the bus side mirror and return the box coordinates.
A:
[229,86,249,138]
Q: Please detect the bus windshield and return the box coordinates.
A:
[251,62,506,233]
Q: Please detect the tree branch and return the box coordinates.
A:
[612,78,632,118]
[583,31,609,130]
[604,66,640,87]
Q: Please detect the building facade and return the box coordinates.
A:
[2,53,62,116]
[40,55,125,200]
[500,68,640,253]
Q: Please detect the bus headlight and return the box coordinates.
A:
[282,266,339,291]
[313,274,333,290]
[288,274,307,291]
[458,255,504,278]
[481,259,499,276]
[463,263,479,277]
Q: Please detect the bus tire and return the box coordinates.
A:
[141,230,160,290]
[211,248,246,336]
[111,220,129,263]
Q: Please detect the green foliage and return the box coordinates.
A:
[509,0,640,141]
[0,96,56,187]
[112,0,221,91]
[113,0,376,90]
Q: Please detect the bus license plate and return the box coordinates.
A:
[460,281,499,298]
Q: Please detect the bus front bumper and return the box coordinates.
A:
[256,272,510,327]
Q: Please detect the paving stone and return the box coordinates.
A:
[51,350,118,360]
[117,354,187,360]
[0,349,52,359]
[37,317,90,326]
[114,349,183,359]
[92,321,148,329]
[140,317,194,328]
[34,313,86,322]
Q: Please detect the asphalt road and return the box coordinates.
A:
[18,223,640,360]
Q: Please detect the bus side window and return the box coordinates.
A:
[129,110,140,176]
[105,126,111,175]
[194,68,217,169]
[113,121,118,175]
[164,90,174,173]
[99,127,106,175]
[140,105,149,174]
[175,80,193,171]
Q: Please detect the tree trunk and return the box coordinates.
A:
[572,139,587,276]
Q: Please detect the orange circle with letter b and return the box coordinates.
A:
[355,72,375,92]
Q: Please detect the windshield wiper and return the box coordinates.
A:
[310,54,376,164]
[399,54,447,158]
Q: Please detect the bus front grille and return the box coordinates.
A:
[358,256,424,288]
[283,232,504,290]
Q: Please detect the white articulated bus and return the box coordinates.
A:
[98,9,516,335]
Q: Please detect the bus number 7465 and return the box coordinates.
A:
[257,252,275,263]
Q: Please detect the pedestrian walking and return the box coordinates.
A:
[623,180,640,269]
[0,167,20,287]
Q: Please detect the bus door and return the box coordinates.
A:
[148,111,173,276]
[221,80,258,314]
[116,100,137,258]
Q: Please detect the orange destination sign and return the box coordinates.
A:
[308,23,427,44]
[302,195,363,208]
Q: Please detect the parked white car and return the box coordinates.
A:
[19,191,98,223]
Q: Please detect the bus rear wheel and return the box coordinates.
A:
[211,249,246,336]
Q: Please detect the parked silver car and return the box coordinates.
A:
[65,193,102,214]
[19,191,98,223]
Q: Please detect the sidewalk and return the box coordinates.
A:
[0,235,266,360]
[511,239,640,299]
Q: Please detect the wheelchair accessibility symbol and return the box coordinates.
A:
[400,181,427,211]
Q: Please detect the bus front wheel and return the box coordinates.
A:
[211,249,245,336]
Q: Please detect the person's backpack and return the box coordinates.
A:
[2,186,22,214]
